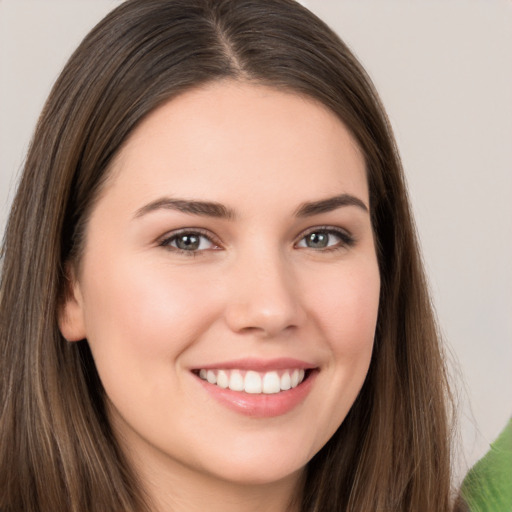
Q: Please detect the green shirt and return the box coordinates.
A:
[460,417,512,512]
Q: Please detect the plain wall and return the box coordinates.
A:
[1,0,511,481]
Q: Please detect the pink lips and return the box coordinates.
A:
[195,357,315,372]
[191,358,318,418]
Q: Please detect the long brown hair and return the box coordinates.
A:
[0,0,455,510]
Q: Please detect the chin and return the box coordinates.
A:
[207,460,305,488]
[193,436,314,487]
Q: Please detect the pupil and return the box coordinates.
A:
[307,232,328,248]
[177,234,200,250]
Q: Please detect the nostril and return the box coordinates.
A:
[223,267,305,336]
[225,302,303,338]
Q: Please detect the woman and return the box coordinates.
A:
[0,0,455,510]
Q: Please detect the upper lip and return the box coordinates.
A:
[191,357,317,372]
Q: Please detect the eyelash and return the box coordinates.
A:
[296,226,355,252]
[158,228,221,257]
[158,226,355,256]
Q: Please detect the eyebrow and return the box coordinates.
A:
[134,193,368,220]
[294,194,368,217]
[134,198,236,220]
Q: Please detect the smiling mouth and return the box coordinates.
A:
[193,368,312,394]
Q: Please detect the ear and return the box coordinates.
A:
[58,263,87,342]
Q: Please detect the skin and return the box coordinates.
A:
[60,81,381,512]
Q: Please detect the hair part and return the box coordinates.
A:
[1,1,455,510]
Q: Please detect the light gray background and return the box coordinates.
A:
[1,0,511,481]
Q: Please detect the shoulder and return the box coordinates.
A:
[460,417,512,512]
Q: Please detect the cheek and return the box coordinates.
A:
[293,257,380,454]
[80,252,222,363]
[306,259,380,355]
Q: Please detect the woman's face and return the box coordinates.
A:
[60,81,380,489]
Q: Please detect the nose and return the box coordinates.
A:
[224,249,305,338]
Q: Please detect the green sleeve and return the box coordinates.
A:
[460,417,512,512]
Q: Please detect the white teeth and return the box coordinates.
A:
[280,372,291,390]
[291,369,305,388]
[262,371,280,394]
[228,370,244,391]
[244,371,262,394]
[197,368,308,394]
[217,370,229,389]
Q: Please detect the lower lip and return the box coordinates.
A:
[194,371,317,418]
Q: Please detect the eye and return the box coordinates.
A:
[295,228,354,251]
[159,230,219,254]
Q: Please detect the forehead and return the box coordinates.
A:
[105,80,368,211]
